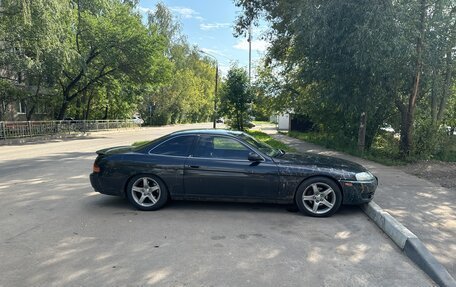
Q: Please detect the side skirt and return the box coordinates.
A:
[170,196,293,205]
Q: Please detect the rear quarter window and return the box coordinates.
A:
[149,135,195,157]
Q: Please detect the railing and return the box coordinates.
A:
[0,120,140,140]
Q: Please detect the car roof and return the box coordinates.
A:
[169,129,245,137]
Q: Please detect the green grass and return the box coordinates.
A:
[247,130,296,152]
[252,121,273,125]
[286,131,410,166]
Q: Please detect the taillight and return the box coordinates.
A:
[93,163,101,173]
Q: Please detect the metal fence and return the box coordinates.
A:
[0,120,139,140]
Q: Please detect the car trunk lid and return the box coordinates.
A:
[96,146,133,156]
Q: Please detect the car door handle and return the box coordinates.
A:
[188,165,200,169]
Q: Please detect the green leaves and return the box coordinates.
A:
[219,65,253,131]
[0,1,227,125]
[237,0,456,158]
[139,4,217,126]
[0,0,217,123]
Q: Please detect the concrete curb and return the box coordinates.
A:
[362,201,456,287]
[0,133,89,145]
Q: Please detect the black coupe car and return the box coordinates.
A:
[90,129,377,217]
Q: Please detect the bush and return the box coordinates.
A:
[413,119,456,161]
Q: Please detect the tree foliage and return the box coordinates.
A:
[0,1,216,124]
[144,4,216,125]
[219,65,253,130]
[237,0,456,158]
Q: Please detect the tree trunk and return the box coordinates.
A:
[399,0,426,157]
[396,90,414,157]
[103,86,110,120]
[430,70,438,125]
[399,107,413,156]
[75,98,81,120]
[57,98,69,120]
[84,90,95,120]
[436,48,452,121]
[26,77,42,121]
[26,105,35,121]
[239,113,244,131]
[357,112,367,152]
[103,105,108,120]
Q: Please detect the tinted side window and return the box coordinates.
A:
[150,136,195,156]
[194,136,251,160]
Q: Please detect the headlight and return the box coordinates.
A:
[355,172,374,181]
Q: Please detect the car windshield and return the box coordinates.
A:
[237,133,282,157]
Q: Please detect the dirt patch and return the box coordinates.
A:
[400,161,456,191]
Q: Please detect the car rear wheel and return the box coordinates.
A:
[295,177,342,217]
[126,175,168,211]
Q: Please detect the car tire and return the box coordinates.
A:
[126,175,168,211]
[295,177,342,217]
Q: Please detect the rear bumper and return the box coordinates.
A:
[90,173,123,197]
[90,173,103,193]
[339,178,377,205]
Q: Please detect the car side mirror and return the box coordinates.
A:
[248,152,263,162]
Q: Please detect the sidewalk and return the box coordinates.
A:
[264,128,455,278]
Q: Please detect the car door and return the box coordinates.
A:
[145,135,197,196]
[184,135,279,199]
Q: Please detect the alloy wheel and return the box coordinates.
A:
[302,182,336,215]
[131,177,161,207]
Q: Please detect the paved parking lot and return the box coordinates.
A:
[0,124,432,286]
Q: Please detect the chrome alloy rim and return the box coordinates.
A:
[302,182,336,215]
[131,177,161,207]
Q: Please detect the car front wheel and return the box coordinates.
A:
[295,177,342,217]
[126,175,168,211]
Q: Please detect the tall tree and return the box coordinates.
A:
[238,0,400,148]
[144,4,216,125]
[236,0,456,157]
[219,66,252,131]
[0,0,169,120]
[55,0,166,119]
[395,0,427,156]
[0,0,70,120]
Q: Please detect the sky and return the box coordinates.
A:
[138,0,268,76]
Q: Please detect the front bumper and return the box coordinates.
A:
[339,178,378,205]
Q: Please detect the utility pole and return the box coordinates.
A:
[248,24,252,84]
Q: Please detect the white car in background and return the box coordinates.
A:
[443,125,456,135]
[132,115,144,125]
[380,124,395,133]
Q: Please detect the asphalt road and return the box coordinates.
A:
[0,124,433,286]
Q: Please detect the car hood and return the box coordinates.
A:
[273,152,367,173]
[96,146,134,155]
